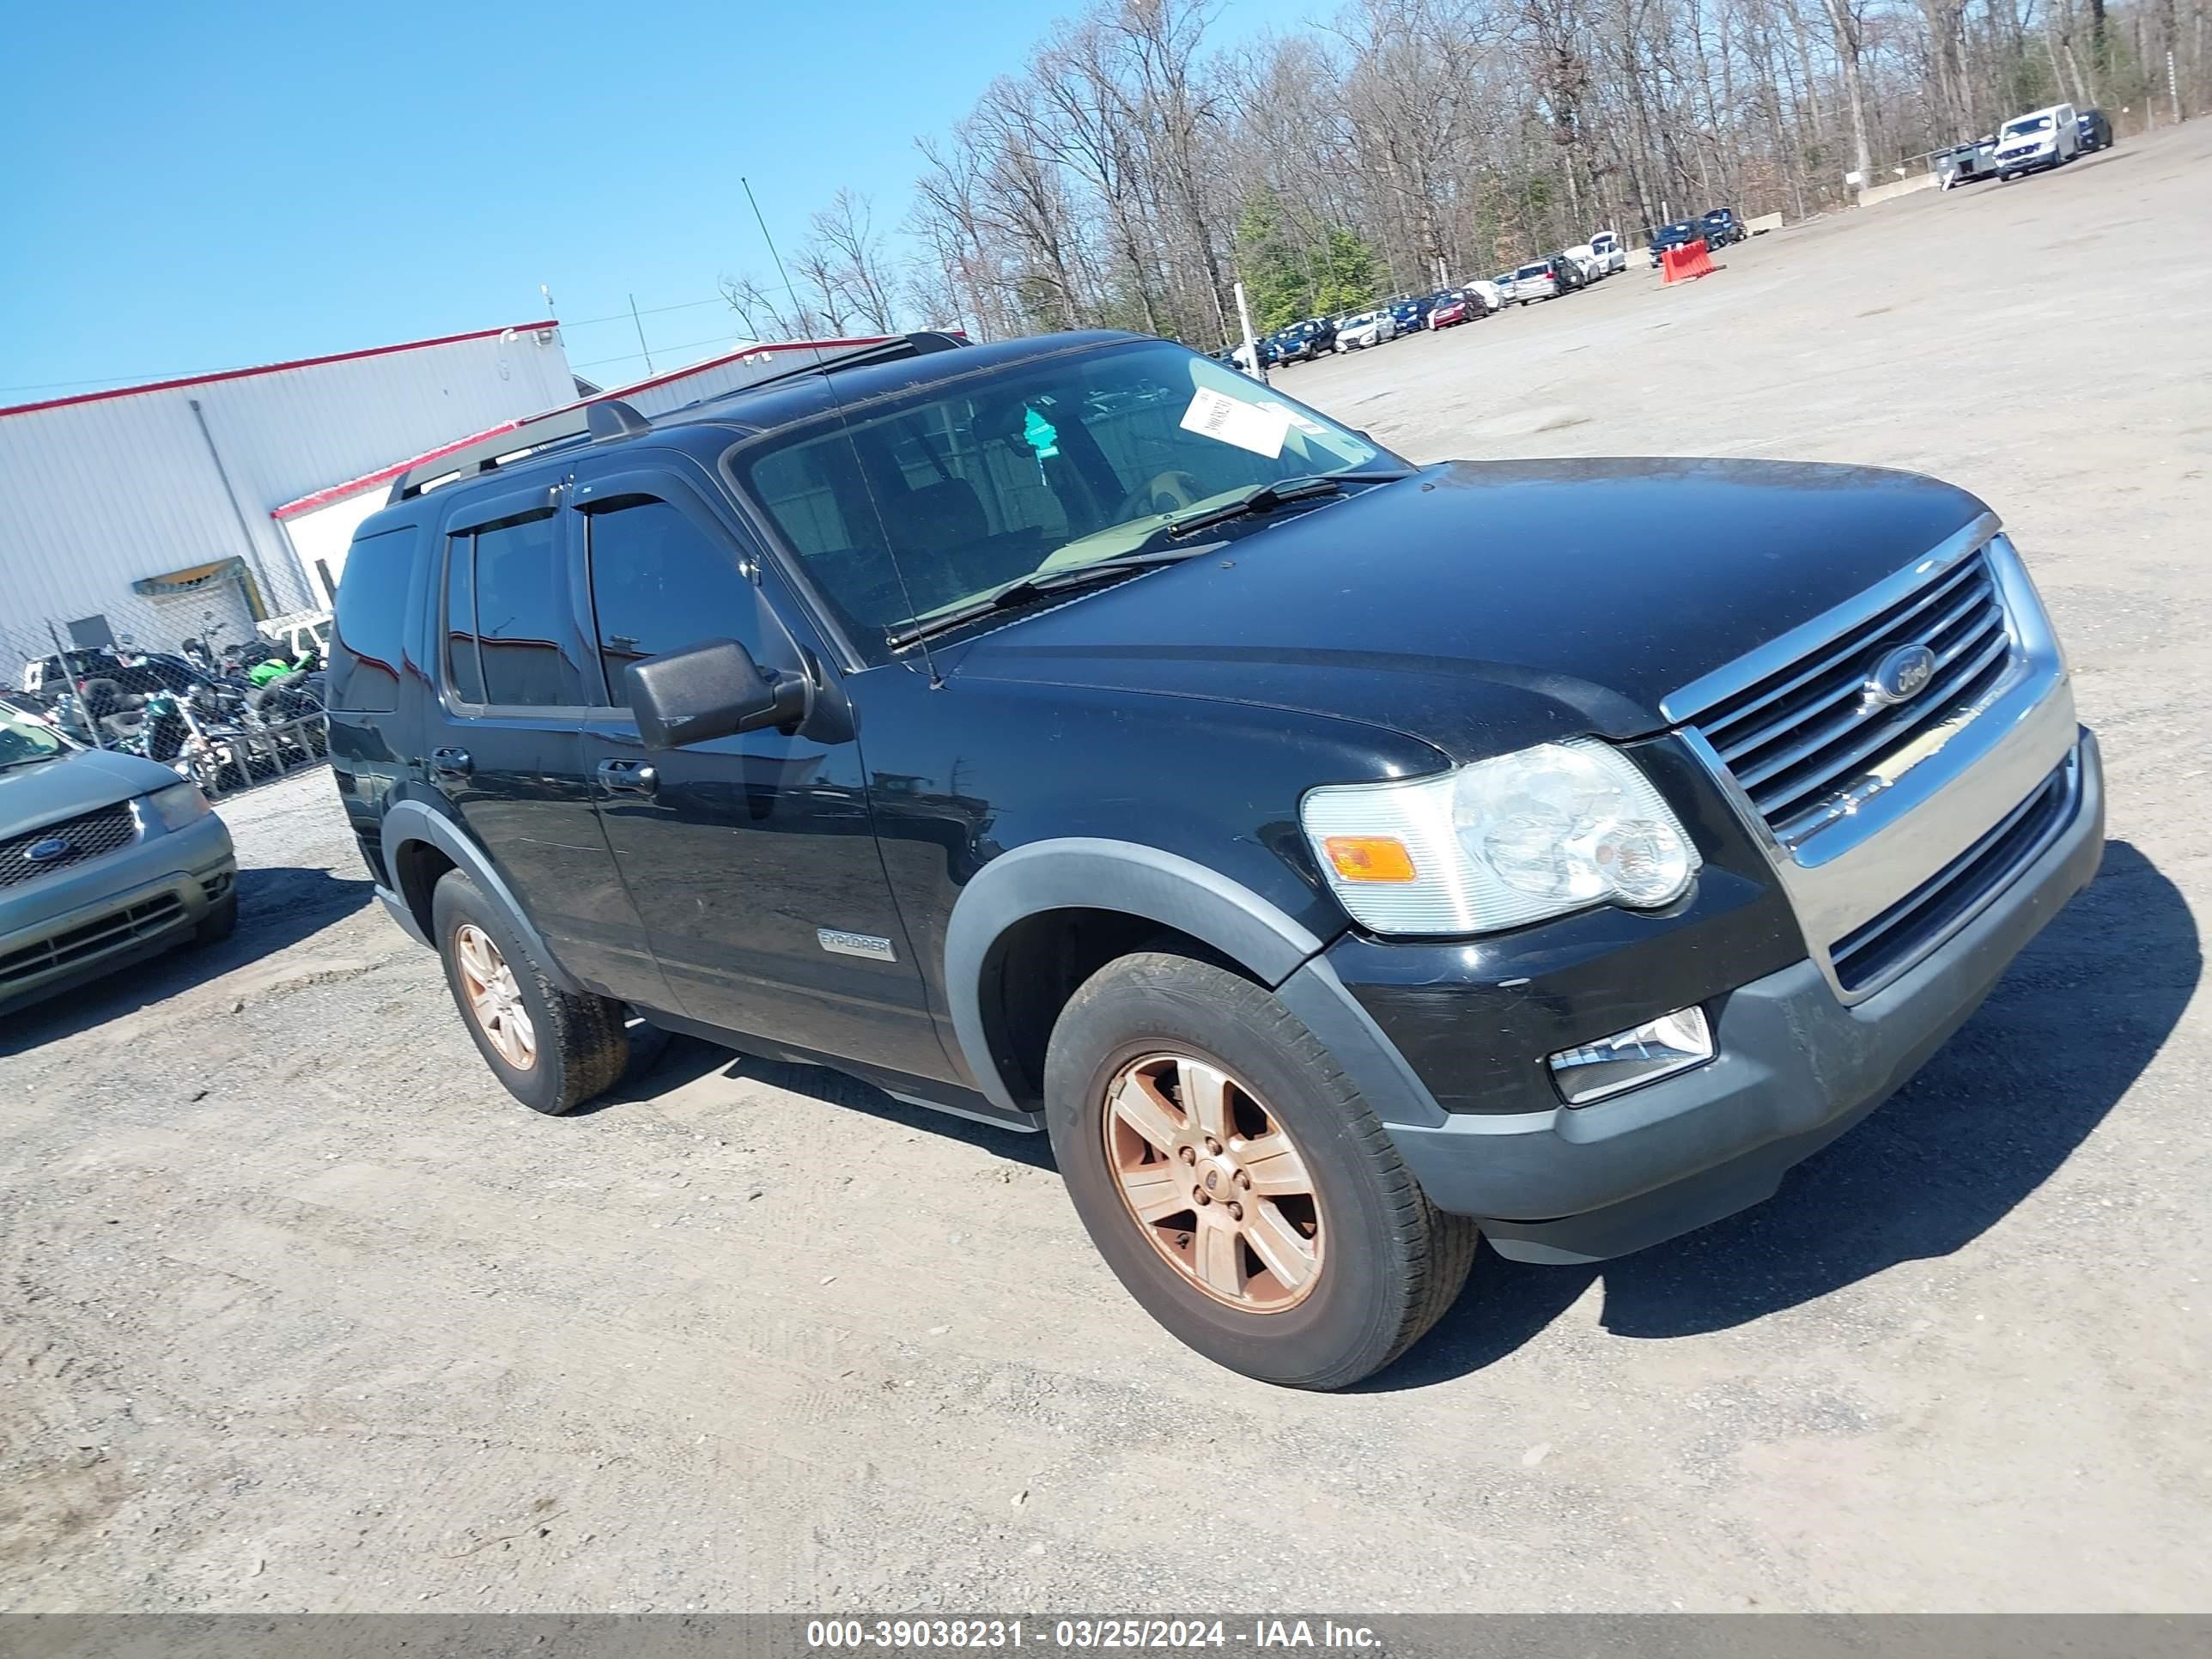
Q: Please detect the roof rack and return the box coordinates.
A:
[386,405,600,503]
[689,331,970,412]
[385,331,971,503]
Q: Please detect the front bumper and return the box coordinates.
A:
[1346,730,2103,1262]
[0,811,235,1015]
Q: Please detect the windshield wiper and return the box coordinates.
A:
[1159,466,1415,540]
[885,469,1412,650]
[886,546,1218,649]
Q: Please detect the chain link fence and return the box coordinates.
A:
[3,595,331,799]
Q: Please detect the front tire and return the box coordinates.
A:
[431,869,628,1115]
[1044,951,1476,1389]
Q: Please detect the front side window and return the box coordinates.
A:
[583,497,758,708]
[737,340,1387,653]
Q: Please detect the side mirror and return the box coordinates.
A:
[624,638,807,750]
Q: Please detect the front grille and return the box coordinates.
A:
[0,892,186,989]
[0,802,140,890]
[1829,763,2072,993]
[1694,551,2014,838]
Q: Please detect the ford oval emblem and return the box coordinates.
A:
[1866,644,1936,706]
[24,836,75,864]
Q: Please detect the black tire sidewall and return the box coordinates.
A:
[1044,957,1436,1388]
[431,871,576,1115]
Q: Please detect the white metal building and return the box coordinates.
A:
[266,335,890,598]
[0,322,575,675]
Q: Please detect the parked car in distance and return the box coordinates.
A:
[1209,339,1274,377]
[1516,254,1587,301]
[1994,101,2080,179]
[1936,138,1999,188]
[1699,207,1746,248]
[1585,229,1626,275]
[1648,220,1704,266]
[1,702,237,1015]
[1270,318,1337,362]
[1492,271,1518,305]
[1387,295,1431,335]
[2076,106,2113,152]
[1334,308,1400,350]
[1564,246,1601,283]
[1462,278,1504,314]
[1426,292,1471,329]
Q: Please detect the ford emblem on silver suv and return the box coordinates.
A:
[1867,643,1936,705]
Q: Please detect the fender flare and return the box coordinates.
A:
[943,838,1445,1128]
[378,799,585,994]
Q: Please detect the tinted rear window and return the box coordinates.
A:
[465,513,580,707]
[331,525,417,713]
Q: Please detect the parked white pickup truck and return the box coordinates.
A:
[1993,102,2080,179]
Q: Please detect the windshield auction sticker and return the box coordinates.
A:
[1180,386,1291,458]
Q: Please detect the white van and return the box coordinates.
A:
[1992,103,2080,179]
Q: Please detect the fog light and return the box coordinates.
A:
[1548,1006,1713,1105]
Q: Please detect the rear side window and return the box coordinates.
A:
[331,525,416,713]
[442,512,580,708]
[443,535,485,703]
[583,497,758,708]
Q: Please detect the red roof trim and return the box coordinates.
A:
[270,416,529,520]
[1,320,563,419]
[269,334,894,520]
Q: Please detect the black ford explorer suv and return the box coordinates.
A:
[329,329,2102,1389]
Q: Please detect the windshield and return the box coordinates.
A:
[0,705,67,768]
[738,339,1389,654]
[2003,115,2054,137]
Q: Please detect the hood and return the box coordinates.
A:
[0,746,176,839]
[950,458,1990,762]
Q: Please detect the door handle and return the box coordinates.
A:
[430,746,472,778]
[597,758,659,798]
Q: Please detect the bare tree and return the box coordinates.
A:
[752,0,2199,350]
[811,191,903,334]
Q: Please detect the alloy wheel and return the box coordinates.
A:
[454,923,537,1071]
[1102,1053,1324,1311]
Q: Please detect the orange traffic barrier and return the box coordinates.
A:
[1661,239,1718,284]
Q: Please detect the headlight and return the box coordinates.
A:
[146,781,210,830]
[1300,740,1699,936]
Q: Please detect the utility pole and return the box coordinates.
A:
[2170,50,2184,123]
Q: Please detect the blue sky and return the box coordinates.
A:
[0,0,1304,400]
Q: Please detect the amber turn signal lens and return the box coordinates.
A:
[1322,836,1417,884]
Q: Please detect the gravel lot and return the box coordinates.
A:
[4,123,2208,1616]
